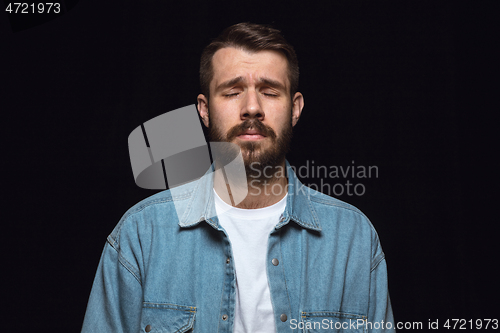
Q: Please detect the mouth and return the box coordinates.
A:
[236,129,267,141]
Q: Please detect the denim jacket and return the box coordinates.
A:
[82,161,395,332]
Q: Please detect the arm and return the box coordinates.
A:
[366,230,396,333]
[367,255,396,332]
[81,239,143,333]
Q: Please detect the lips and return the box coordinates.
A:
[240,129,265,136]
[237,129,266,140]
[224,119,276,142]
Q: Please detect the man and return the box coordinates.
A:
[82,23,395,332]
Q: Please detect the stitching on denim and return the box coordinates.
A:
[175,316,195,333]
[309,195,382,246]
[279,229,293,322]
[142,303,196,333]
[142,303,196,312]
[107,234,117,248]
[108,192,192,248]
[142,307,195,312]
[301,310,368,332]
[310,196,366,217]
[306,193,321,226]
[115,192,192,234]
[105,240,142,285]
[289,215,321,230]
[122,191,194,228]
[117,252,142,285]
[216,232,230,333]
[121,193,191,222]
[181,176,205,225]
[106,235,120,252]
[301,310,367,319]
[370,253,385,272]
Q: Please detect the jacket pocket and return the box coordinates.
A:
[140,302,196,333]
[301,311,366,333]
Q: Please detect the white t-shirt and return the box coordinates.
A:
[214,189,287,333]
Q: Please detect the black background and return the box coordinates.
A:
[2,1,498,331]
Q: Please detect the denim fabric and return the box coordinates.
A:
[82,161,395,332]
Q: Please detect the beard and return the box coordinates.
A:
[208,116,293,183]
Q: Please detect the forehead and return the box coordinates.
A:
[210,47,289,90]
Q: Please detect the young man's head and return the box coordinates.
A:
[197,23,304,180]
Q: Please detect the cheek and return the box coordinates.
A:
[210,113,236,134]
[273,107,292,126]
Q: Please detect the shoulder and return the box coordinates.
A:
[304,186,382,242]
[308,187,366,217]
[305,186,373,228]
[107,181,197,248]
[305,187,385,266]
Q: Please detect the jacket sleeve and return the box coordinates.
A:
[367,234,396,332]
[81,237,144,333]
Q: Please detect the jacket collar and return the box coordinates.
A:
[175,160,321,232]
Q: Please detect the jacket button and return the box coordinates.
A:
[226,258,230,264]
[222,314,228,321]
[280,314,287,322]
[145,324,152,332]
[272,258,279,266]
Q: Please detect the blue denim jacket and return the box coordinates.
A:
[82,161,395,332]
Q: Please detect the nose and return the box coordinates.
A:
[240,89,265,121]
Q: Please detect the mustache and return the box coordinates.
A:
[226,119,277,141]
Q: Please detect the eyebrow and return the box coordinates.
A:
[215,76,244,92]
[258,77,286,91]
[215,76,287,92]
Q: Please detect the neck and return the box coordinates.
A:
[213,160,288,209]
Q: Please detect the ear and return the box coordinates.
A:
[197,94,210,128]
[291,92,304,127]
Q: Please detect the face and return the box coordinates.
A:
[197,47,304,178]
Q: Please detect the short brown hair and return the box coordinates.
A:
[200,22,299,101]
